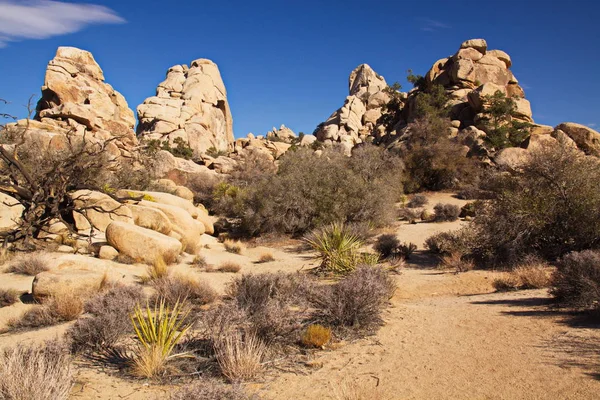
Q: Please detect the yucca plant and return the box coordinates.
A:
[130,299,191,378]
[303,222,365,275]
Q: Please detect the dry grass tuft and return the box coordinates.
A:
[143,256,169,282]
[333,379,387,400]
[191,254,208,268]
[224,240,244,255]
[171,378,249,400]
[0,288,20,308]
[218,261,242,273]
[151,274,217,306]
[10,290,83,329]
[494,262,552,291]
[8,252,50,275]
[215,332,265,382]
[0,340,72,400]
[439,252,475,274]
[301,324,332,348]
[257,252,275,263]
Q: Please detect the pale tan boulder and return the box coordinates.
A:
[119,190,198,218]
[71,190,133,232]
[299,134,317,147]
[495,147,529,170]
[467,82,506,111]
[266,125,296,143]
[195,206,215,235]
[174,186,194,201]
[554,123,600,156]
[460,38,487,53]
[127,204,172,235]
[33,268,104,300]
[0,193,23,232]
[455,47,484,61]
[99,245,119,260]
[487,49,512,68]
[106,221,182,265]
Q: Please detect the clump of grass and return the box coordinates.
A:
[301,324,332,348]
[143,257,169,282]
[439,252,475,274]
[218,262,242,273]
[191,254,208,268]
[151,274,217,307]
[493,261,552,292]
[130,299,191,379]
[0,288,20,308]
[257,252,275,263]
[0,340,72,400]
[224,240,244,255]
[171,378,249,400]
[10,291,84,330]
[304,222,364,275]
[215,332,265,382]
[8,252,50,275]
[115,254,136,265]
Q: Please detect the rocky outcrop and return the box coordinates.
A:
[137,59,234,156]
[71,190,133,232]
[0,193,23,232]
[554,123,600,156]
[266,125,297,143]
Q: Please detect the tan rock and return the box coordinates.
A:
[554,123,600,156]
[106,221,182,265]
[467,82,506,111]
[99,245,119,260]
[71,190,133,232]
[487,50,512,68]
[460,39,488,53]
[119,190,198,219]
[495,147,529,170]
[455,47,484,61]
[195,206,215,235]
[32,268,104,300]
[174,186,194,201]
[127,204,172,235]
[0,193,23,232]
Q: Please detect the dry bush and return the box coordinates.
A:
[433,203,461,222]
[151,274,217,307]
[115,254,136,265]
[187,172,223,208]
[215,332,265,382]
[0,340,72,400]
[8,252,49,275]
[513,264,552,289]
[301,324,332,348]
[398,207,420,223]
[144,257,169,282]
[407,194,428,208]
[192,254,208,268]
[219,262,242,273]
[312,266,396,334]
[439,252,475,274]
[551,250,600,310]
[492,274,521,291]
[374,234,400,259]
[171,378,249,400]
[425,229,474,256]
[224,240,244,254]
[0,288,20,307]
[333,379,387,400]
[11,291,83,329]
[68,284,144,353]
[257,252,275,263]
[9,305,59,329]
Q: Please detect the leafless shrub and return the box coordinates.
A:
[407,194,428,208]
[7,252,49,275]
[219,262,242,273]
[10,291,83,329]
[151,274,217,307]
[397,207,420,223]
[0,340,72,400]
[551,250,600,310]
[170,378,249,400]
[192,254,208,268]
[0,288,20,307]
[224,240,244,254]
[433,203,461,222]
[425,228,475,256]
[439,252,475,274]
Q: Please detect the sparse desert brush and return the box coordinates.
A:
[8,252,50,275]
[439,252,475,274]
[304,222,364,275]
[151,274,217,306]
[192,254,208,268]
[551,250,600,310]
[10,290,84,330]
[492,274,521,292]
[224,239,244,254]
[425,229,474,256]
[219,261,242,273]
[215,332,265,382]
[115,254,136,265]
[0,340,72,400]
[433,203,461,222]
[333,379,387,400]
[257,252,275,263]
[0,288,20,307]
[69,284,144,353]
[312,266,396,334]
[130,299,191,379]
[144,256,169,282]
[171,378,249,400]
[407,194,428,208]
[301,324,332,348]
[374,234,400,259]
[513,264,552,289]
[398,207,420,223]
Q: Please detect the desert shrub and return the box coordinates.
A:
[433,203,461,222]
[374,234,400,259]
[0,288,20,307]
[513,263,552,289]
[312,266,396,333]
[238,146,402,235]
[10,306,59,329]
[420,209,434,222]
[301,324,332,348]
[0,340,72,400]
[11,291,83,329]
[130,299,192,379]
[304,223,365,275]
[215,332,265,382]
[459,201,481,218]
[151,274,217,307]
[171,378,249,400]
[550,250,600,310]
[144,257,169,282]
[68,284,144,353]
[224,239,244,254]
[191,254,208,268]
[439,252,475,274]
[218,262,242,273]
[471,142,600,265]
[407,194,428,208]
[398,207,420,223]
[257,252,275,263]
[425,228,475,256]
[492,275,521,292]
[187,172,223,208]
[480,91,532,150]
[7,252,49,275]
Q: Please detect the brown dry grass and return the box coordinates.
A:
[218,261,242,273]
[257,252,275,263]
[7,252,50,275]
[494,263,552,291]
[151,273,217,306]
[215,332,265,382]
[0,288,20,307]
[10,290,84,329]
[0,340,72,400]
[302,324,332,348]
[439,252,475,274]
[142,256,169,282]
[224,240,244,255]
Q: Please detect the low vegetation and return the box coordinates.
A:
[433,203,461,222]
[218,261,242,273]
[0,288,20,307]
[257,252,275,263]
[10,291,84,330]
[7,252,49,275]
[151,274,217,307]
[373,234,416,260]
[223,239,244,254]
[301,324,332,348]
[171,379,249,400]
[215,332,265,382]
[550,250,600,311]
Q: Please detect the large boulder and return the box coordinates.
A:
[119,190,198,218]
[554,123,600,156]
[71,190,133,232]
[127,204,172,235]
[137,59,234,156]
[0,193,23,232]
[106,221,182,265]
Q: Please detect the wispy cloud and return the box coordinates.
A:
[587,123,597,128]
[0,0,125,48]
[417,18,451,32]
[520,83,532,90]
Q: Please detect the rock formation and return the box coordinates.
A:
[137,59,234,156]
[5,47,138,156]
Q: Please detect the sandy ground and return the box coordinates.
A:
[1,192,599,399]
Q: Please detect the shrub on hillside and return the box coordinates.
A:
[433,203,461,222]
[407,194,428,208]
[425,229,475,256]
[550,250,600,311]
[151,274,217,307]
[7,252,49,275]
[0,288,20,308]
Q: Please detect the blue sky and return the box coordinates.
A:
[1,0,599,137]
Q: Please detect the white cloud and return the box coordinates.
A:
[0,0,125,47]
[587,123,597,128]
[417,18,451,32]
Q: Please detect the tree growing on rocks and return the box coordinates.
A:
[480,91,532,150]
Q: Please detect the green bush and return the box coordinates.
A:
[304,223,367,275]
[480,91,532,150]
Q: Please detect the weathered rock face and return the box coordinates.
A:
[137,59,234,156]
[4,47,138,157]
[554,123,600,156]
[266,125,296,143]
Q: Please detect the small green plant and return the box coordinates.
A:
[206,146,228,158]
[130,299,191,379]
[304,223,364,275]
[481,90,532,149]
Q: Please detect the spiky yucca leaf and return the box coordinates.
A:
[303,222,365,275]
